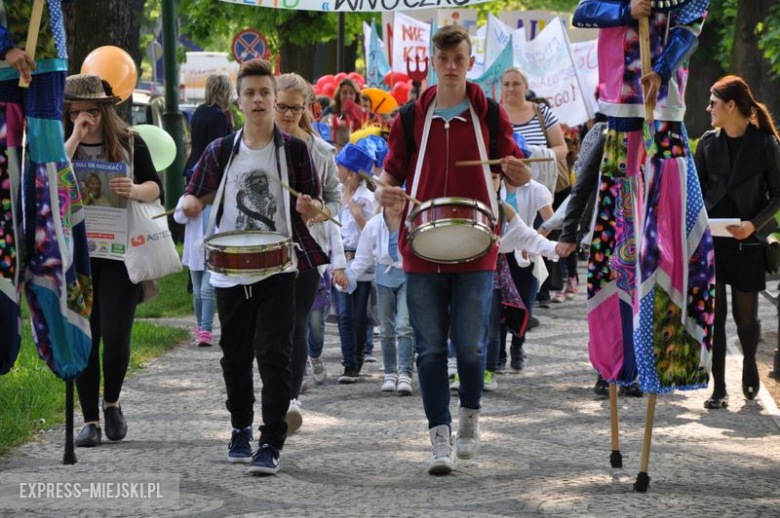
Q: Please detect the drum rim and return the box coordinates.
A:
[409,220,495,264]
[207,260,293,276]
[408,196,495,220]
[204,230,292,253]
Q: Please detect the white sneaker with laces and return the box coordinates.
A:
[455,407,481,459]
[381,374,398,392]
[428,425,455,475]
[447,357,457,379]
[310,357,327,384]
[286,399,303,434]
[396,374,413,396]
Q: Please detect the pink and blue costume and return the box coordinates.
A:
[573,0,715,393]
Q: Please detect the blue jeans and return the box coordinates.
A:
[485,289,502,373]
[407,271,493,430]
[191,269,215,332]
[334,281,371,369]
[307,307,326,359]
[376,283,414,376]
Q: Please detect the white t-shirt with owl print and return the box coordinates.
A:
[211,139,294,288]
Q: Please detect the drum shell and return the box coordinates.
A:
[407,197,496,264]
[204,231,293,276]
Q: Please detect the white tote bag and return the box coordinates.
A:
[124,198,182,283]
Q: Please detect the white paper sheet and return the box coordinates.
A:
[709,218,741,238]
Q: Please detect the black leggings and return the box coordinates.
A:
[290,268,320,399]
[711,281,760,397]
[76,259,141,423]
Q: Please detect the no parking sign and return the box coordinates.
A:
[232,29,271,63]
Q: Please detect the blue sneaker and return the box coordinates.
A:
[227,427,253,464]
[248,444,281,475]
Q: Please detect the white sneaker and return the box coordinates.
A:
[381,374,398,392]
[483,370,498,392]
[428,425,455,475]
[286,399,303,434]
[396,374,413,396]
[447,357,457,379]
[455,407,480,459]
[310,357,327,384]
[449,374,460,391]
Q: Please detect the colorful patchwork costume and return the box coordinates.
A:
[573,0,715,393]
[0,0,92,379]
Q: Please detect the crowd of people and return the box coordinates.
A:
[7,2,778,481]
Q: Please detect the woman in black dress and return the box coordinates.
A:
[695,75,780,409]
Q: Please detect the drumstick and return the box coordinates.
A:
[455,157,555,167]
[152,208,175,219]
[266,172,342,227]
[20,0,45,88]
[356,171,422,206]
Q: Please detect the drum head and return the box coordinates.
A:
[207,232,288,248]
[411,224,493,263]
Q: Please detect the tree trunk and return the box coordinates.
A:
[63,0,135,120]
[731,0,780,125]
[685,13,726,137]
[280,41,320,82]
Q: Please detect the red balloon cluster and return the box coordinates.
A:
[384,72,413,104]
[313,72,366,98]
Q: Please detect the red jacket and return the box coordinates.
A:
[384,82,522,274]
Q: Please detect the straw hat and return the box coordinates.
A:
[64,74,121,103]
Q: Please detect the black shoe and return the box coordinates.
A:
[248,443,281,475]
[510,344,525,371]
[103,404,127,441]
[704,393,729,409]
[619,382,643,398]
[526,316,540,330]
[338,366,360,384]
[75,424,102,447]
[742,382,760,401]
[594,376,609,397]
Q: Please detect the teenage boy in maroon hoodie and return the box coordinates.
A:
[375,25,531,475]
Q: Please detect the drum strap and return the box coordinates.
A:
[407,99,497,223]
[205,131,242,239]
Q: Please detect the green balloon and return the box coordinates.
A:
[131,124,176,172]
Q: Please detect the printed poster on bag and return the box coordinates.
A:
[72,160,130,261]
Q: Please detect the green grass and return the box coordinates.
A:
[0,321,189,457]
[134,265,194,318]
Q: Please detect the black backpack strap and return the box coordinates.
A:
[215,131,240,227]
[486,98,500,161]
[400,103,417,163]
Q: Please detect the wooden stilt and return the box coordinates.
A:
[63,380,77,465]
[634,393,657,492]
[609,383,622,468]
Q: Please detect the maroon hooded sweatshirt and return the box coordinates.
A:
[384,82,523,274]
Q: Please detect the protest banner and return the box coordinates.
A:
[513,17,593,126]
[220,0,493,13]
[473,34,513,101]
[500,10,570,41]
[437,8,477,34]
[391,11,430,74]
[364,21,392,88]
[570,39,599,116]
[485,13,512,70]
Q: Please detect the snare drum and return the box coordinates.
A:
[204,231,293,276]
[407,197,496,264]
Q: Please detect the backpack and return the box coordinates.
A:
[399,98,502,163]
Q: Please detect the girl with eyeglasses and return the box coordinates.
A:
[63,73,162,448]
[695,75,780,409]
[273,73,347,433]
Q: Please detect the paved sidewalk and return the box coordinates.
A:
[1,288,780,517]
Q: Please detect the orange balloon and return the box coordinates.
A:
[81,46,137,103]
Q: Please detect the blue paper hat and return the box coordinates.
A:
[512,130,531,158]
[335,143,376,174]
[313,122,331,143]
[357,135,388,168]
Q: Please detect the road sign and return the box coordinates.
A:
[231,29,270,63]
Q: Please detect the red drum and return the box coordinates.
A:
[204,231,293,276]
[407,197,496,264]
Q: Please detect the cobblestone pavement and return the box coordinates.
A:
[2,284,780,517]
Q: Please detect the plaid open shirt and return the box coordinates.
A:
[186,126,329,273]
